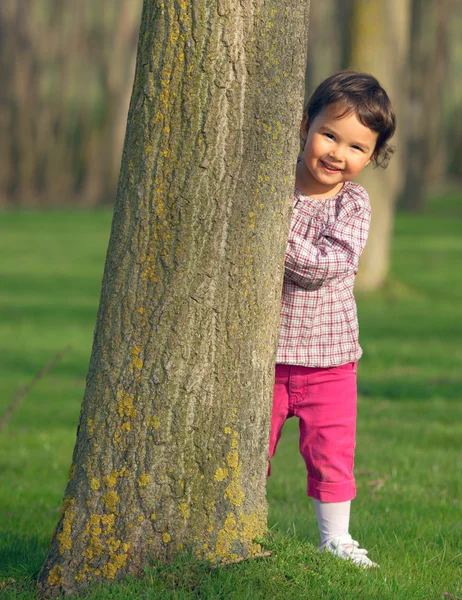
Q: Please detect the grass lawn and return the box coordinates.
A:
[0,197,461,599]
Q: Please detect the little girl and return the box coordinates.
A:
[269,71,396,568]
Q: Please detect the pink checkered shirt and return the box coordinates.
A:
[276,180,371,367]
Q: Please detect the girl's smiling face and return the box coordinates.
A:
[298,104,379,198]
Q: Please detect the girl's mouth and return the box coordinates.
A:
[320,160,343,173]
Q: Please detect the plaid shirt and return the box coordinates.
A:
[276,180,371,367]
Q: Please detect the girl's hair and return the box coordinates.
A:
[304,71,396,168]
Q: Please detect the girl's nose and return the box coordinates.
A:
[329,146,345,162]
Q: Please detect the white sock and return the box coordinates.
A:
[313,499,351,546]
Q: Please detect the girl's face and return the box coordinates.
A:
[299,104,378,196]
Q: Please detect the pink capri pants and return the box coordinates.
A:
[269,362,358,503]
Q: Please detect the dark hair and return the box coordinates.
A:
[304,71,396,168]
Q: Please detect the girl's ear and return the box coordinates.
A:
[300,113,309,141]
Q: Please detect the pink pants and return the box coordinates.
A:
[269,362,358,503]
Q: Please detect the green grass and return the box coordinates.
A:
[1,198,461,599]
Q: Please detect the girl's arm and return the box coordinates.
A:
[284,200,371,290]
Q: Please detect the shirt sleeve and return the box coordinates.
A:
[284,197,371,290]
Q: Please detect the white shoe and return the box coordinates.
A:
[320,534,379,568]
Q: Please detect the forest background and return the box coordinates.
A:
[1,0,461,212]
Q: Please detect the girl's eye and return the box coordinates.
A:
[324,133,335,140]
[352,145,364,152]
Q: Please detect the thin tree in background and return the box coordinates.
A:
[303,0,410,290]
[445,0,462,182]
[38,0,310,596]
[401,0,453,212]
[304,0,353,95]
[349,0,411,290]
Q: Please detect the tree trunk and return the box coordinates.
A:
[348,0,411,290]
[38,0,310,596]
[399,0,428,213]
[445,1,462,181]
[401,0,452,212]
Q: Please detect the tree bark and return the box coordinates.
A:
[38,0,310,596]
[348,0,411,290]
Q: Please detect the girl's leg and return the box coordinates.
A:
[296,362,358,503]
[294,362,378,567]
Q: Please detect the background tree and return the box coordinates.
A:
[348,0,411,290]
[304,1,341,95]
[304,0,460,287]
[304,0,411,290]
[444,0,462,184]
[38,0,310,596]
[400,0,455,212]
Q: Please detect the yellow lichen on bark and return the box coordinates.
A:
[116,392,136,419]
[82,535,104,561]
[74,563,95,583]
[78,511,131,578]
[56,499,76,554]
[85,514,102,535]
[230,430,239,449]
[224,476,245,507]
[107,537,122,553]
[90,478,100,491]
[102,491,120,513]
[131,347,143,371]
[238,510,265,553]
[223,433,245,507]
[102,553,128,579]
[224,514,237,533]
[138,474,149,487]
[101,513,115,533]
[214,467,229,482]
[226,450,239,469]
[47,565,62,587]
[82,515,105,561]
[103,471,119,488]
[148,415,161,429]
[215,513,238,559]
[178,502,189,519]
